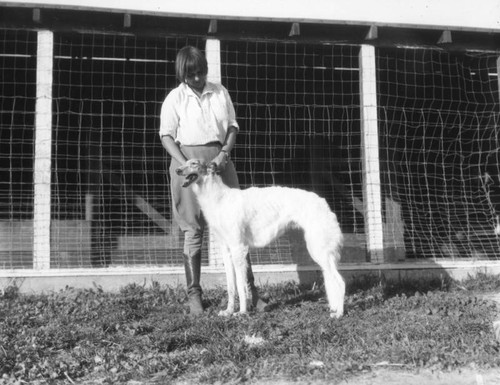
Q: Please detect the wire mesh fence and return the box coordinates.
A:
[377,48,500,260]
[0,26,499,271]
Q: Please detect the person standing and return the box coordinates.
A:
[159,45,265,315]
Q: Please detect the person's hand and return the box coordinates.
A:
[211,151,229,172]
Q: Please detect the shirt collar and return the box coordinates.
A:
[183,82,216,97]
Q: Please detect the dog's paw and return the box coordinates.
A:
[329,310,343,319]
[218,309,234,317]
[233,311,249,317]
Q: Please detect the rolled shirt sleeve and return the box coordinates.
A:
[159,91,180,139]
[223,86,239,131]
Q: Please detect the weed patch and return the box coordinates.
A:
[0,275,499,384]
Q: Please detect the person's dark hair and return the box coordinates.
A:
[175,46,208,83]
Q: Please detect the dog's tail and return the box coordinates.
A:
[301,195,343,262]
[324,210,343,265]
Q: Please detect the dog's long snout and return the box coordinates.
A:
[175,167,184,176]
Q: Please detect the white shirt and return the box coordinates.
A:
[159,82,239,146]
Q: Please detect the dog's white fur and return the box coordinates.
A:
[176,159,345,318]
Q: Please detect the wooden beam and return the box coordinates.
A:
[438,30,452,44]
[204,37,223,267]
[123,13,131,28]
[497,57,500,98]
[359,44,384,264]
[205,38,221,84]
[208,19,217,34]
[289,22,300,36]
[134,196,170,233]
[33,30,53,270]
[32,8,42,23]
[365,25,378,40]
[105,173,171,233]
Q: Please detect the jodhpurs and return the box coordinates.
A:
[169,142,240,258]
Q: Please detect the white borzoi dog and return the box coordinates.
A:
[176,159,345,318]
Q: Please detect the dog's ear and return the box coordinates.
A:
[207,162,219,175]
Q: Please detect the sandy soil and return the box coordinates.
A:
[236,368,500,385]
[338,368,500,385]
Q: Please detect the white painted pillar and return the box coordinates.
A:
[495,57,500,237]
[33,30,53,270]
[206,38,221,84]
[206,38,224,267]
[359,44,384,263]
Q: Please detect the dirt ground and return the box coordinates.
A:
[167,368,500,385]
[339,368,500,385]
[240,368,500,385]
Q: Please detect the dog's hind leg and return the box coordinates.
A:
[305,230,345,318]
[323,256,345,318]
[313,252,345,318]
[218,243,237,317]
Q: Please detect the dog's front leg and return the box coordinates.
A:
[219,244,236,317]
[233,246,250,315]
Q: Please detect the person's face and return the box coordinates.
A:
[185,69,207,93]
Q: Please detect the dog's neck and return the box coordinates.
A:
[192,172,230,203]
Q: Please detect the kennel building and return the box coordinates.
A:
[0,0,500,291]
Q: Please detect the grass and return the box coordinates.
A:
[0,273,499,384]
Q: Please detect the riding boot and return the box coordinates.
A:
[246,253,269,312]
[184,251,204,315]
